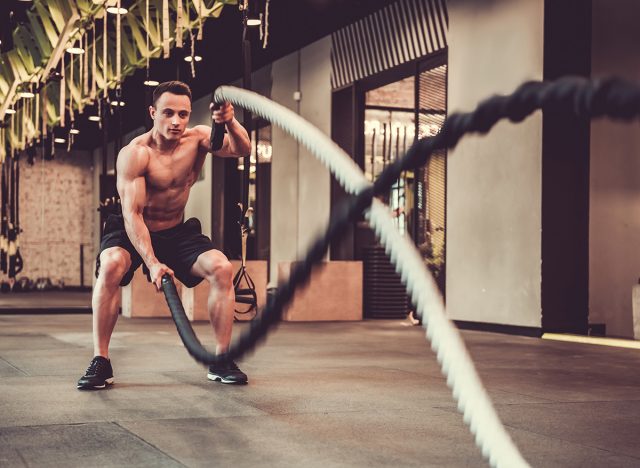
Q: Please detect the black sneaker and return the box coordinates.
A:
[207,360,248,384]
[77,356,114,390]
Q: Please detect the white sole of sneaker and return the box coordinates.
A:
[207,373,247,384]
[77,377,114,390]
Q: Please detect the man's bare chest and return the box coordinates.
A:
[145,140,204,191]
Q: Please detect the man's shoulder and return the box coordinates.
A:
[121,135,152,159]
[189,125,211,138]
[117,138,151,175]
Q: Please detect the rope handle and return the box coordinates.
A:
[209,103,225,151]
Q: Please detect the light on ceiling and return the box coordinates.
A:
[54,138,66,144]
[110,101,126,107]
[66,47,85,55]
[19,91,35,99]
[184,55,202,63]
[247,17,261,27]
[106,7,128,14]
[144,80,159,87]
[69,128,80,135]
[46,70,63,83]
[89,115,101,122]
[5,108,16,114]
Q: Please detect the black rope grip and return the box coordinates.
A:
[210,103,225,152]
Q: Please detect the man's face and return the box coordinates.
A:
[149,92,192,140]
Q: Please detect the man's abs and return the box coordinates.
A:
[143,188,191,231]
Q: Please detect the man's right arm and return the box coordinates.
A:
[116,145,169,287]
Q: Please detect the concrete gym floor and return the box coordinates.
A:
[1,314,640,467]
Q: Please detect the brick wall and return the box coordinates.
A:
[17,149,95,287]
[366,76,415,108]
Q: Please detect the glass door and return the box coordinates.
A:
[364,76,415,235]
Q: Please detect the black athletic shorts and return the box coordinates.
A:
[95,214,215,288]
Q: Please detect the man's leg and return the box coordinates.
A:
[190,249,234,353]
[190,249,247,384]
[93,247,132,358]
[77,247,131,390]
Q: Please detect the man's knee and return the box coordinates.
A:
[200,252,233,289]
[98,248,131,286]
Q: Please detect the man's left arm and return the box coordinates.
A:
[197,102,251,157]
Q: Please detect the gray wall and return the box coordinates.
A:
[297,38,333,258]
[271,52,301,283]
[589,0,640,337]
[270,37,332,284]
[446,0,544,327]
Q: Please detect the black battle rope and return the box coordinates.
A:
[163,76,640,365]
[209,101,225,152]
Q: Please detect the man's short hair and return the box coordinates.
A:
[152,81,192,106]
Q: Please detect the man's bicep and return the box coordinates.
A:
[194,125,214,153]
[212,134,234,158]
[116,149,147,216]
[119,176,146,216]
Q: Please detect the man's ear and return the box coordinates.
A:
[149,106,156,120]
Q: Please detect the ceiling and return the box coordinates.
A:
[1,0,391,151]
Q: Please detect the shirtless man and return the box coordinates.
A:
[77,81,252,390]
